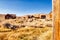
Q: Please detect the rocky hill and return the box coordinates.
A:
[0,13,53,40]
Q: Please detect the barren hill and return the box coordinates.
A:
[0,13,53,40]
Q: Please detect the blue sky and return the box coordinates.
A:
[0,0,52,16]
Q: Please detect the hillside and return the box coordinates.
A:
[0,14,53,40]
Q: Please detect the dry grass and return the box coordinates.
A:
[0,16,53,40]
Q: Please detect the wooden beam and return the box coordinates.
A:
[53,0,60,40]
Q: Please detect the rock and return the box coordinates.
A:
[20,25,25,27]
[4,23,12,29]
[11,25,19,30]
[5,14,16,19]
[4,23,19,30]
[41,15,46,19]
[28,19,33,22]
[46,24,52,27]
[27,15,34,18]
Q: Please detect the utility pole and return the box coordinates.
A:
[53,0,60,40]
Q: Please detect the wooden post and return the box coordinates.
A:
[53,0,60,40]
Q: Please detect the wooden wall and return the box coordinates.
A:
[53,0,60,40]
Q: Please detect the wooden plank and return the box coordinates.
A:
[53,0,60,40]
